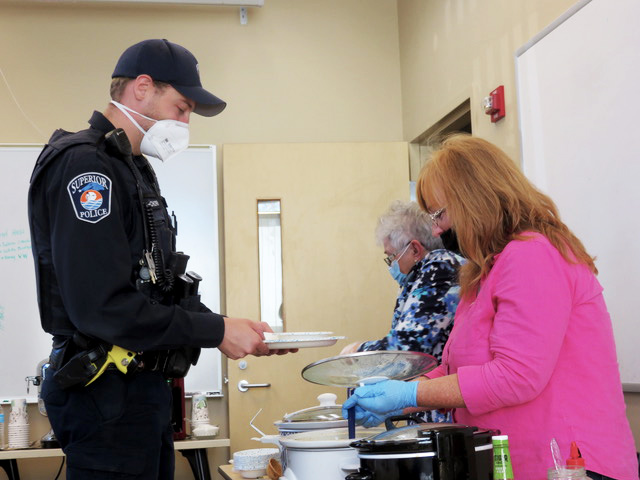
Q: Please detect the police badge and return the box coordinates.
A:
[67,172,112,223]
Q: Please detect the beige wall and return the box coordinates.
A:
[397,0,578,160]
[0,0,403,145]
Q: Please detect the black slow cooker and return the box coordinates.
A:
[346,421,498,480]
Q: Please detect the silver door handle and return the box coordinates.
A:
[237,379,271,392]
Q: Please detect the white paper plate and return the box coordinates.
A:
[263,332,346,350]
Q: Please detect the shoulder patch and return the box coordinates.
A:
[67,172,112,223]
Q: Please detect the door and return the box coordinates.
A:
[223,142,409,453]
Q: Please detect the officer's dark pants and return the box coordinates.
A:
[42,369,174,479]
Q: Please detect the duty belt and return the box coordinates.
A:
[138,351,171,372]
[101,351,169,373]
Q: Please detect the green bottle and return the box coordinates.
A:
[493,435,514,480]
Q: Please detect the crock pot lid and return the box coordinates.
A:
[362,423,476,444]
[279,426,384,449]
[282,404,344,423]
[301,351,438,388]
[275,418,348,431]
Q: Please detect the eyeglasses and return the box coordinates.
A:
[383,243,411,266]
[428,207,446,224]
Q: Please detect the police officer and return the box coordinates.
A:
[28,39,289,479]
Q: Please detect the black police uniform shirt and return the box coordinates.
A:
[28,111,225,351]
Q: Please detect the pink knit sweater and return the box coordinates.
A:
[427,233,638,479]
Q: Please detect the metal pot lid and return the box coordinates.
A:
[280,393,343,423]
[369,423,474,442]
[275,418,348,431]
[350,423,493,454]
[279,426,384,449]
[301,351,438,388]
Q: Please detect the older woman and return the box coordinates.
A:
[341,200,463,360]
[343,135,638,479]
[341,201,463,424]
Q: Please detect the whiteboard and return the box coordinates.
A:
[0,145,222,403]
[515,0,640,390]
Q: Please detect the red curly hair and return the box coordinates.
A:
[417,134,596,298]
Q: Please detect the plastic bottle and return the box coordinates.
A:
[566,442,585,469]
[547,467,589,480]
[547,441,593,480]
[493,434,514,480]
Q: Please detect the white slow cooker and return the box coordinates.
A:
[253,393,368,479]
[276,427,383,480]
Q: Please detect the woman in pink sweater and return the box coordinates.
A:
[343,135,638,479]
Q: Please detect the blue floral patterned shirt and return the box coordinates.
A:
[359,248,464,422]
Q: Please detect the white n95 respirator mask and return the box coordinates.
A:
[111,100,189,162]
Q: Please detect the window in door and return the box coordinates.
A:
[257,199,284,332]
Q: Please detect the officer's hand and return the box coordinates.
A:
[218,317,271,359]
[250,321,299,356]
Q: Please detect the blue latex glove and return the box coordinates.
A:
[351,404,402,428]
[342,380,418,419]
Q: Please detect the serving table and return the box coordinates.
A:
[0,438,229,480]
[218,464,253,480]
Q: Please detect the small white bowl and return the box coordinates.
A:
[192,424,219,438]
[233,468,266,479]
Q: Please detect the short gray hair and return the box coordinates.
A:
[375,200,443,252]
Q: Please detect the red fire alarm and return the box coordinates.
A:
[482,85,506,123]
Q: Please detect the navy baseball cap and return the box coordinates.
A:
[112,39,226,117]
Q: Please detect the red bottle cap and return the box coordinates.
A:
[566,441,585,467]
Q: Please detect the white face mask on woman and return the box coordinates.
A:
[111,101,189,162]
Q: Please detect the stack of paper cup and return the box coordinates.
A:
[8,399,29,449]
[190,393,210,431]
